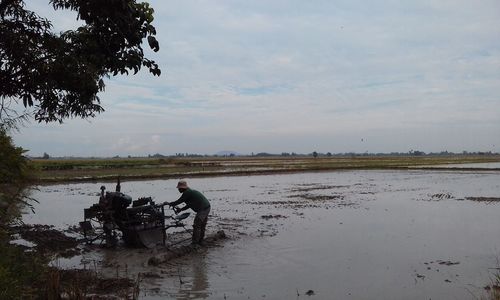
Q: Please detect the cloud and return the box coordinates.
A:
[12,0,500,156]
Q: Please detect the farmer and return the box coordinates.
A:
[169,180,211,245]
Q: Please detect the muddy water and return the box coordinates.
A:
[25,170,500,299]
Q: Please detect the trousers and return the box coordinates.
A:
[192,206,210,244]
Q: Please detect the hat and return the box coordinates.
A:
[176,180,188,189]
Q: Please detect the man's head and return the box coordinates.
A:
[176,180,188,193]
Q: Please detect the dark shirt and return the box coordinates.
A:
[170,188,210,212]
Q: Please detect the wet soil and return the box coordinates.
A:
[148,231,227,266]
[465,196,500,203]
[22,169,500,299]
[8,224,139,298]
[43,267,137,299]
[12,224,81,258]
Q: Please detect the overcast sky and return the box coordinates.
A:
[12,1,500,156]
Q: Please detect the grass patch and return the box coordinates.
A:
[0,226,138,299]
[0,235,47,298]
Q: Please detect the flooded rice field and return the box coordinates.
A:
[419,162,500,169]
[24,169,500,299]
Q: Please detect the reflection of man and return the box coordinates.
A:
[177,255,210,300]
[169,180,211,245]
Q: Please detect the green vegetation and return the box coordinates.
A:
[484,268,500,300]
[1,0,161,296]
[1,0,160,123]
[32,154,500,183]
[0,129,41,299]
[0,129,33,223]
[0,240,48,299]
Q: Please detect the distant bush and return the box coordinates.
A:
[0,129,30,184]
[1,129,36,223]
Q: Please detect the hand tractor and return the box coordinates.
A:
[79,179,189,248]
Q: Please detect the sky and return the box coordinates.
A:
[11,0,500,156]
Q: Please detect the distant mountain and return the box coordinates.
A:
[215,150,240,156]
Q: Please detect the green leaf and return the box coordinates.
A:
[147,36,159,52]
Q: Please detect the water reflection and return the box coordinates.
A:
[176,254,210,299]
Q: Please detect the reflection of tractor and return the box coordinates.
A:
[79,179,189,248]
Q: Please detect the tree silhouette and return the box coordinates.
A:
[0,0,160,123]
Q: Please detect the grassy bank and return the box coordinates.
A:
[32,155,500,183]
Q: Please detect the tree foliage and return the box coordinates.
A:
[0,129,29,184]
[0,128,33,222]
[0,0,161,123]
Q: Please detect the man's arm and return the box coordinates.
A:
[178,205,189,212]
[169,199,182,207]
[169,193,186,207]
[172,204,189,214]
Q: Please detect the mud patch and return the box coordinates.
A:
[413,260,462,284]
[260,214,288,220]
[423,260,461,266]
[437,260,460,266]
[418,193,500,203]
[12,224,80,258]
[288,193,360,209]
[284,183,364,209]
[148,231,227,266]
[45,267,137,298]
[288,184,349,193]
[416,193,456,202]
[466,197,500,203]
[430,193,453,201]
[204,189,237,192]
[288,193,345,201]
[249,195,358,209]
[214,217,254,235]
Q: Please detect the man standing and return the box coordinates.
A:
[169,180,211,245]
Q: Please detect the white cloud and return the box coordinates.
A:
[12,0,500,156]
